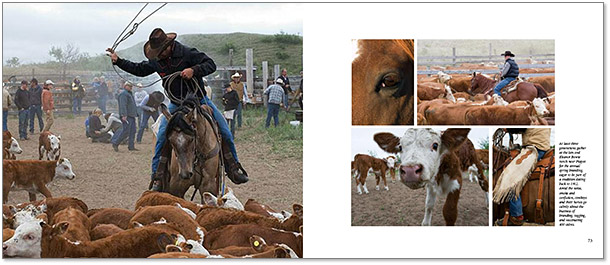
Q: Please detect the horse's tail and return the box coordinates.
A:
[533,83,548,98]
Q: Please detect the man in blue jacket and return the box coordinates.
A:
[106,28,248,191]
[493,51,520,96]
[112,82,138,152]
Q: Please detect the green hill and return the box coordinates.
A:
[3,32,302,78]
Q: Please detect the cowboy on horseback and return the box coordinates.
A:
[493,51,520,96]
[106,28,249,191]
[494,128,551,226]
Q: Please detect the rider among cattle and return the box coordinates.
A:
[493,51,519,96]
[106,28,249,191]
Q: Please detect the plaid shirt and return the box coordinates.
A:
[264,84,284,105]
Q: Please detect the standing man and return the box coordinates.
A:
[229,72,247,129]
[14,80,31,140]
[277,68,291,110]
[264,79,284,128]
[3,84,12,131]
[71,76,85,115]
[106,28,248,190]
[134,83,148,134]
[112,82,138,152]
[41,80,55,132]
[28,78,44,134]
[287,71,303,111]
[136,91,165,143]
[493,51,520,96]
[222,83,239,135]
[97,76,109,113]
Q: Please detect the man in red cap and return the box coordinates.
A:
[106,28,248,191]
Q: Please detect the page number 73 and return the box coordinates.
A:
[588,238,593,243]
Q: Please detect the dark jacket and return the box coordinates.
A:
[88,115,103,134]
[29,85,42,105]
[98,82,109,97]
[504,58,520,78]
[144,94,163,114]
[222,90,240,111]
[14,88,31,110]
[277,75,291,94]
[118,89,137,118]
[114,41,216,104]
[71,80,85,98]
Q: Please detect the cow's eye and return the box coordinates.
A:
[63,166,68,170]
[376,73,401,93]
[432,143,438,151]
[24,234,33,240]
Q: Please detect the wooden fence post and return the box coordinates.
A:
[246,48,254,109]
[273,65,280,81]
[262,61,268,107]
[229,49,234,67]
[489,43,492,62]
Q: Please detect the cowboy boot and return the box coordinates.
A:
[222,139,249,184]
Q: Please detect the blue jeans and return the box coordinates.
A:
[151,96,238,175]
[283,93,289,108]
[236,102,243,128]
[265,103,280,128]
[3,110,8,131]
[509,149,548,217]
[98,95,108,113]
[112,116,136,149]
[29,105,43,133]
[72,97,82,114]
[137,111,159,142]
[493,77,515,96]
[18,109,29,139]
[110,126,123,143]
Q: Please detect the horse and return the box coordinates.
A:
[154,95,223,201]
[352,39,414,125]
[470,72,548,103]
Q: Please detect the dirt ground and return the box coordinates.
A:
[4,113,302,212]
[351,171,489,226]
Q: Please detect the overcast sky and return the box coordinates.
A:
[2,3,303,64]
[351,127,489,158]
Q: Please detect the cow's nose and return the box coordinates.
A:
[3,244,7,251]
[179,172,193,180]
[400,164,423,183]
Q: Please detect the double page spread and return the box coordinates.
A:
[0,1,604,262]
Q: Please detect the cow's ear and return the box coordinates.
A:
[52,221,69,235]
[440,129,470,152]
[9,205,17,215]
[57,135,61,140]
[165,245,182,253]
[36,213,48,223]
[249,235,266,252]
[374,133,401,153]
[202,192,218,207]
[274,248,289,258]
[156,233,174,253]
[292,204,303,218]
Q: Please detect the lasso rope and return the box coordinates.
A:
[109,3,168,88]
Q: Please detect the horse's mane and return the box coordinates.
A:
[392,39,414,60]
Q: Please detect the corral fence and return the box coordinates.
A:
[418,48,555,78]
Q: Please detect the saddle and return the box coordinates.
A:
[501,79,525,94]
[497,147,555,225]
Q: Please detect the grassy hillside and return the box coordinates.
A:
[418,39,555,57]
[3,32,303,78]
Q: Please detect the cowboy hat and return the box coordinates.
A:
[150,91,165,102]
[231,72,242,79]
[501,51,515,57]
[275,78,284,85]
[143,28,177,60]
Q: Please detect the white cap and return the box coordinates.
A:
[276,78,284,85]
[136,83,143,88]
[45,80,54,85]
[231,72,242,78]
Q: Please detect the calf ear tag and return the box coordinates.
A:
[253,241,260,247]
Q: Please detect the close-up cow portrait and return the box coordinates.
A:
[352,39,415,125]
[372,128,489,226]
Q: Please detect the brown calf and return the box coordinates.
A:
[129,205,205,243]
[204,224,303,258]
[3,159,75,202]
[196,204,303,233]
[464,103,548,125]
[38,131,61,161]
[41,222,179,258]
[135,191,202,214]
[244,199,289,221]
[418,82,447,100]
[353,154,395,194]
[3,131,22,160]
[15,196,88,224]
[90,224,124,241]
[51,207,91,242]
[89,208,134,230]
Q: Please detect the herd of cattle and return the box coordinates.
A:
[417,70,555,125]
[352,129,490,226]
[2,130,302,258]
